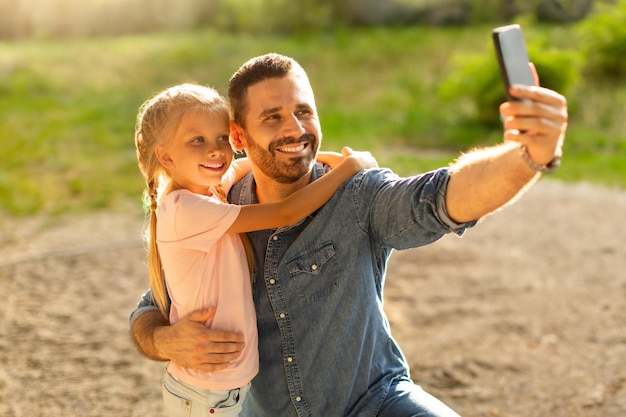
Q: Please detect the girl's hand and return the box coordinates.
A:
[340,146,378,172]
[316,151,344,168]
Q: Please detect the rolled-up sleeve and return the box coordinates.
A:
[359,167,477,250]
[128,289,160,326]
[433,168,478,235]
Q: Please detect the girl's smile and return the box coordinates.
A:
[156,108,233,195]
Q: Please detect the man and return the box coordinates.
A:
[130,53,567,416]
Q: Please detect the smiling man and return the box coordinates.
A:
[229,63,322,188]
[130,53,568,417]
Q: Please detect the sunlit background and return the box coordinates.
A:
[0,0,601,38]
[1,2,626,417]
[1,0,624,216]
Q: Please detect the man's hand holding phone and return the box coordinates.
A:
[493,24,567,173]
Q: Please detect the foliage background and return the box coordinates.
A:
[0,0,624,216]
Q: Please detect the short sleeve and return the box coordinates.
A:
[156,189,241,251]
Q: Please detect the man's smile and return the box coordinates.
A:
[276,142,309,154]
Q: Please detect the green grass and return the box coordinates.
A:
[1,25,624,216]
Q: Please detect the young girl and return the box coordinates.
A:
[134,83,377,417]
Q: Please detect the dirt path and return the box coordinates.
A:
[0,180,624,416]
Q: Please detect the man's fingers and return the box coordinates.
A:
[501,100,568,124]
[203,350,242,364]
[529,62,540,86]
[507,84,567,108]
[500,87,568,138]
[498,84,568,166]
[169,333,245,371]
[158,307,246,372]
[186,306,216,324]
[186,344,242,363]
[189,340,244,372]
[503,113,565,137]
[199,330,245,347]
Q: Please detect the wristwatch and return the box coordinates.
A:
[519,145,562,174]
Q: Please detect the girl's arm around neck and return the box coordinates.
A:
[231,157,252,184]
[316,151,343,168]
[227,147,377,233]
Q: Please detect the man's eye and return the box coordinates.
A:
[296,110,312,117]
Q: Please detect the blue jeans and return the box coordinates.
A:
[162,370,250,417]
[378,378,461,417]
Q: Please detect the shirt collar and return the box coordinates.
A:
[234,162,329,206]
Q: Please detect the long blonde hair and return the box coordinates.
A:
[134,83,230,317]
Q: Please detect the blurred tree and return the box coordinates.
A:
[0,0,604,39]
[328,0,596,27]
[535,0,594,22]
[577,0,626,79]
[439,37,581,127]
[342,0,466,25]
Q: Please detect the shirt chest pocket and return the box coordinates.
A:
[285,242,338,303]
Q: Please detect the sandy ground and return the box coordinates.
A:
[0,180,624,417]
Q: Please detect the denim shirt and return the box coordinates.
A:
[131,164,475,417]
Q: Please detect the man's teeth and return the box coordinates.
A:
[279,144,306,153]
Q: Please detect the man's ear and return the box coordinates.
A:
[229,121,246,152]
[155,145,174,169]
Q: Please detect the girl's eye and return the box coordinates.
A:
[218,135,229,142]
[191,136,204,143]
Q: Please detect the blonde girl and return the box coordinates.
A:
[135,83,376,416]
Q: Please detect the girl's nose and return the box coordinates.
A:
[207,148,224,157]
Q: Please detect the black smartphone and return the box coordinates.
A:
[492,24,536,101]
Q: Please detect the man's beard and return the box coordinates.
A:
[245,133,319,184]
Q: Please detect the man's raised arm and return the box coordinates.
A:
[445,84,567,223]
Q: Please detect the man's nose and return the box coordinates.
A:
[282,113,306,138]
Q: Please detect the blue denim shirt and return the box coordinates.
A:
[131,164,475,417]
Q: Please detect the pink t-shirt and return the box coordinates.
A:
[156,172,258,390]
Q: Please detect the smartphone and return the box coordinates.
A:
[492,24,536,101]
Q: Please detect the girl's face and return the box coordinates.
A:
[156,108,233,195]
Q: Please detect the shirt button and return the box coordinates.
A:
[272,235,278,241]
[279,313,286,319]
[269,278,276,284]
[287,357,293,363]
[311,264,318,271]
[295,396,302,402]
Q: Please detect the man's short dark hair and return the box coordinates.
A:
[228,53,303,127]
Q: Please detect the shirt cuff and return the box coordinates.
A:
[436,170,478,236]
[129,305,160,327]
